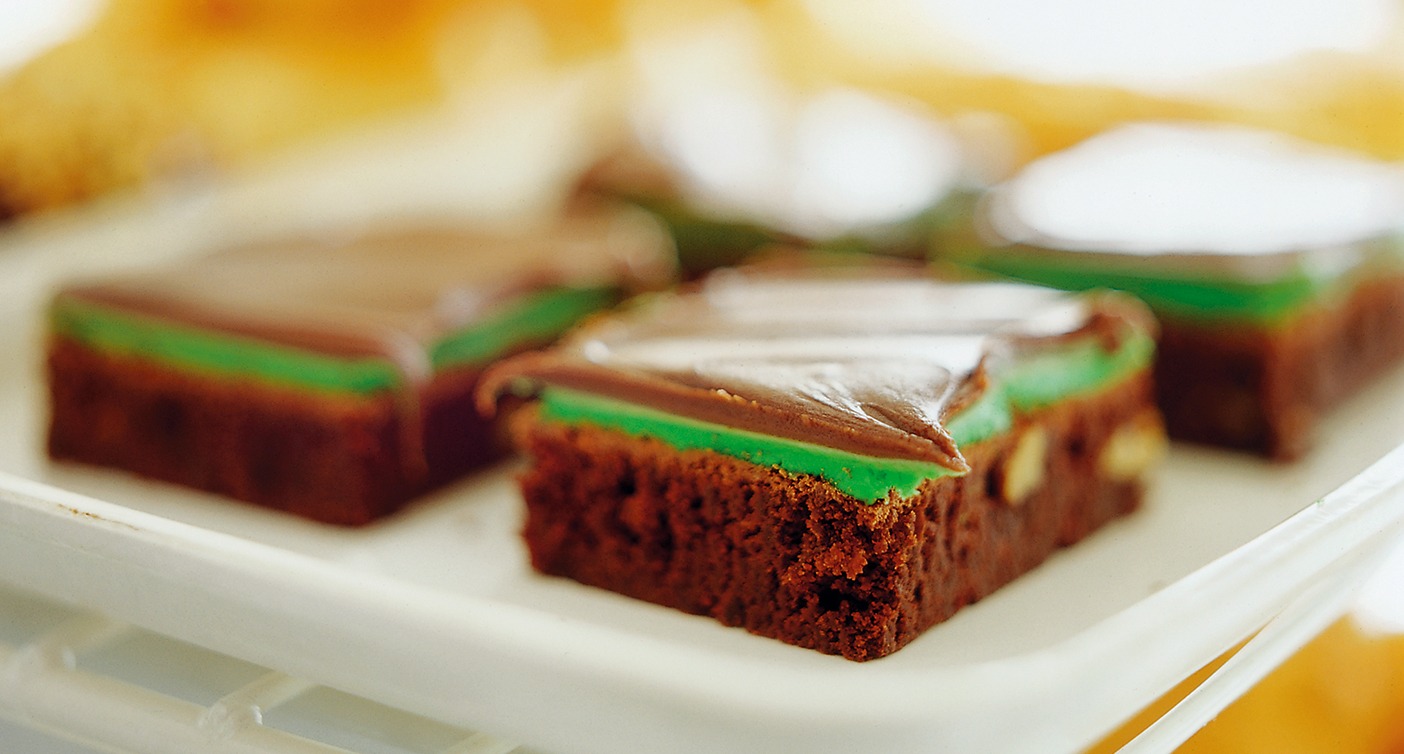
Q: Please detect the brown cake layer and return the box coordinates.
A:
[513,371,1157,661]
[1156,274,1404,460]
[47,336,504,526]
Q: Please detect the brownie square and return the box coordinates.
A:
[480,269,1163,659]
[46,209,671,524]
[942,122,1404,459]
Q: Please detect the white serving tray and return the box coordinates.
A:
[4,199,1404,754]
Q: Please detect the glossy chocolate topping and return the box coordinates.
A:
[481,268,1143,471]
[58,206,673,382]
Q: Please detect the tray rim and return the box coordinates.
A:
[1,439,1402,754]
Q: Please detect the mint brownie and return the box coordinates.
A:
[943,122,1404,459]
[46,208,671,525]
[479,267,1163,660]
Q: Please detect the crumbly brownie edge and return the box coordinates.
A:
[1156,274,1404,460]
[46,335,506,526]
[512,370,1158,661]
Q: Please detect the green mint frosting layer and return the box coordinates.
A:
[941,328,1155,443]
[540,388,952,503]
[954,237,1404,326]
[429,287,616,370]
[52,286,616,395]
[959,253,1321,326]
[537,329,1155,503]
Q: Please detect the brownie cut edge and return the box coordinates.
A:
[512,370,1157,661]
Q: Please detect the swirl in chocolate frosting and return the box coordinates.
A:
[481,269,1146,473]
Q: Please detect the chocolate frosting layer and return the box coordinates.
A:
[58,206,673,382]
[481,267,1145,472]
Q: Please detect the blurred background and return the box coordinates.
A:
[6,0,1404,236]
[4,1,1404,752]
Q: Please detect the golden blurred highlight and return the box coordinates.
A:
[0,0,457,216]
[1085,618,1404,754]
[0,0,786,219]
